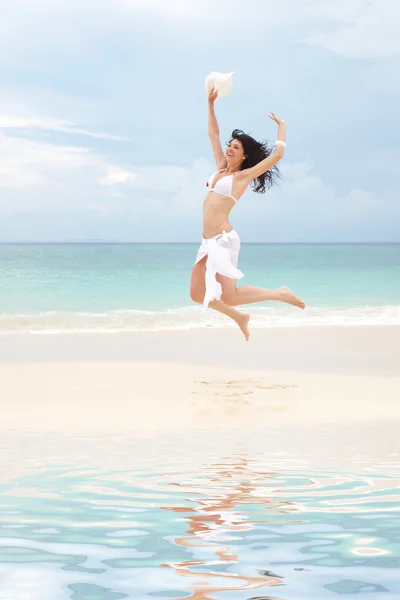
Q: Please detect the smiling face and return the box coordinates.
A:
[226,138,246,166]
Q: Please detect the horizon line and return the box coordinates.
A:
[1,241,400,245]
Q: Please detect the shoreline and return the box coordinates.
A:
[1,305,399,334]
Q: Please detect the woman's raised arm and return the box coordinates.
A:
[242,113,286,182]
[207,88,227,170]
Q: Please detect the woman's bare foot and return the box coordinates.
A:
[236,312,250,341]
[278,286,306,309]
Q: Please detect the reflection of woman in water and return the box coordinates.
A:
[190,88,305,341]
[162,456,295,599]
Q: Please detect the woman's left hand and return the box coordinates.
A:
[268,112,285,125]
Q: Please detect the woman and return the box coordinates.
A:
[190,87,305,341]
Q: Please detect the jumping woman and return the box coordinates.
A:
[190,87,305,341]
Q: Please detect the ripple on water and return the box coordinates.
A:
[0,426,399,599]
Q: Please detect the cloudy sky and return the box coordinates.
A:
[0,0,399,242]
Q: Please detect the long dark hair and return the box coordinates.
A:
[229,129,281,193]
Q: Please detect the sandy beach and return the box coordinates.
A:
[1,326,399,432]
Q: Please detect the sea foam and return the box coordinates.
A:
[1,304,399,334]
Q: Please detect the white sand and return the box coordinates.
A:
[1,327,399,432]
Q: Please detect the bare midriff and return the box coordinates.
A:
[202,192,235,239]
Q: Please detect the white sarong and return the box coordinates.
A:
[194,229,244,307]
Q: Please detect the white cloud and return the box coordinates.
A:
[0,132,100,205]
[0,128,201,197]
[115,0,400,60]
[0,115,128,141]
[0,133,89,187]
[237,161,400,241]
[303,0,400,58]
[0,167,48,190]
[117,0,213,15]
[1,143,399,241]
[96,158,212,198]
[1,0,398,59]
[99,166,137,186]
[303,0,375,21]
[0,130,209,219]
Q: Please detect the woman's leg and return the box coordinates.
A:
[190,257,250,340]
[218,275,305,309]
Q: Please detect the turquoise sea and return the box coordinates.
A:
[0,425,399,599]
[1,243,399,333]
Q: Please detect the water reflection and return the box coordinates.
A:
[162,455,292,598]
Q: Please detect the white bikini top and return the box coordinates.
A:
[206,169,239,203]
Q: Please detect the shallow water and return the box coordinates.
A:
[1,243,400,332]
[0,424,399,599]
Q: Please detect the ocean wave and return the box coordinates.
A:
[0,305,399,333]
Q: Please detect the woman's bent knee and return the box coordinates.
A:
[190,290,203,304]
[221,292,237,306]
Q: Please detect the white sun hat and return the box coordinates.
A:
[205,71,235,98]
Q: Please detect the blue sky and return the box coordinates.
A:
[0,0,399,242]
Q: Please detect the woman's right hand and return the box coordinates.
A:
[268,112,285,125]
[207,87,219,104]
